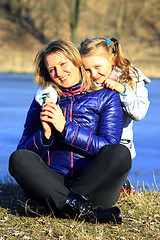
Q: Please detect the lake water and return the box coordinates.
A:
[0,73,160,190]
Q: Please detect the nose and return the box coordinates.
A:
[55,66,63,77]
[90,69,98,79]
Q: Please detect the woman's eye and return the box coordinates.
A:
[95,65,100,69]
[61,62,66,66]
[49,68,55,73]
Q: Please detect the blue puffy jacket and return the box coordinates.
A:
[17,83,123,177]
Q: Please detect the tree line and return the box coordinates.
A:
[1,0,160,48]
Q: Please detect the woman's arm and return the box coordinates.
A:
[35,86,57,106]
[17,99,54,159]
[61,90,124,155]
[21,90,123,156]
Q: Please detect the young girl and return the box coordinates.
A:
[79,37,151,193]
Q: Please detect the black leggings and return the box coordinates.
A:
[9,144,131,212]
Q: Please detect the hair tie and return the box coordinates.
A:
[106,38,111,44]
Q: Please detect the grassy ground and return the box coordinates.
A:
[0,178,159,240]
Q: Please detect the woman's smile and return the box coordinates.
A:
[60,74,69,82]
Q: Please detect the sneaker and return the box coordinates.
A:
[62,193,122,224]
[94,206,122,224]
[121,178,135,194]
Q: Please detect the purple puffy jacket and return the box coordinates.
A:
[17,83,123,177]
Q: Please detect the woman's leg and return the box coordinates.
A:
[70,144,132,209]
[9,149,70,212]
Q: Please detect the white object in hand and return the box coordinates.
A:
[35,86,58,106]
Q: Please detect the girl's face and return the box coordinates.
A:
[45,51,81,88]
[82,54,114,84]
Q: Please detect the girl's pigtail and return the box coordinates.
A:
[110,37,119,54]
[110,37,136,89]
[106,37,121,57]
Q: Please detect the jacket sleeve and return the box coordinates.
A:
[120,85,136,106]
[17,98,54,159]
[120,68,151,121]
[121,77,150,121]
[62,90,123,155]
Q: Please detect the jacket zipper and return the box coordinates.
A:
[70,95,75,176]
[47,150,51,165]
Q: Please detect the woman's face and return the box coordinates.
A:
[45,52,81,88]
[82,54,114,84]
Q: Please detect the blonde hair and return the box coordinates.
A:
[34,39,98,97]
[80,37,139,90]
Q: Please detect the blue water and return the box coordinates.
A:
[0,73,160,189]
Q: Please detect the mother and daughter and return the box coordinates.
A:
[9,37,150,224]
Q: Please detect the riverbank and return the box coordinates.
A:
[0,40,160,78]
[0,180,159,239]
[1,56,160,79]
[1,53,160,79]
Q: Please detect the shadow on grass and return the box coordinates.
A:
[0,175,55,218]
[0,175,27,216]
[0,173,159,219]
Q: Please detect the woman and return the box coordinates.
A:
[9,39,131,224]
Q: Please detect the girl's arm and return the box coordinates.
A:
[121,68,151,121]
[122,79,150,121]
[104,67,151,121]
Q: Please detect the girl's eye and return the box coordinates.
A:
[61,62,66,66]
[95,65,101,69]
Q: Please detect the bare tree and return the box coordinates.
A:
[141,0,160,48]
[64,0,81,43]
[2,0,160,47]
[3,0,50,43]
[116,0,125,37]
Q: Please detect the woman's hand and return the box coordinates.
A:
[103,79,125,94]
[40,101,66,139]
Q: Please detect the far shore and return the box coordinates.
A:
[0,56,160,79]
[0,64,159,79]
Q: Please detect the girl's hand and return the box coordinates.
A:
[103,79,125,94]
[40,102,66,139]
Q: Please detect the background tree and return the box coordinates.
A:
[64,0,81,44]
[2,0,50,43]
[0,0,160,57]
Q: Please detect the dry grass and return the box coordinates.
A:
[1,45,160,78]
[132,59,160,79]
[0,27,160,78]
[0,178,159,240]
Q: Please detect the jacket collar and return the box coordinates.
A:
[61,81,87,96]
